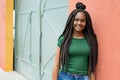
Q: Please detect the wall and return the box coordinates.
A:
[0,0,13,71]
[5,0,13,71]
[69,0,120,80]
[0,0,6,70]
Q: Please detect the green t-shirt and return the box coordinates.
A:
[57,36,90,75]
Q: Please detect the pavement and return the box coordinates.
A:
[0,68,28,80]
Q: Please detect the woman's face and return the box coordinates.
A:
[73,12,86,32]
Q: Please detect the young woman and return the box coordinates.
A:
[52,2,98,80]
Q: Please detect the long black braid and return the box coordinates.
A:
[58,2,98,73]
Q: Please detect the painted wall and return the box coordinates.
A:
[0,0,13,71]
[5,0,13,71]
[69,0,120,80]
[0,0,6,70]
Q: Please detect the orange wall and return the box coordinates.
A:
[0,0,13,71]
[5,0,13,71]
[69,0,120,80]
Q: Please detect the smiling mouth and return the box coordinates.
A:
[76,25,82,28]
[75,27,81,31]
[74,24,83,31]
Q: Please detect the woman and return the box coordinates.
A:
[52,2,98,80]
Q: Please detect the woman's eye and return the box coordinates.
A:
[75,18,86,23]
[81,20,85,22]
[75,18,79,21]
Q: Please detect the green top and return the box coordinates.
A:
[57,36,90,75]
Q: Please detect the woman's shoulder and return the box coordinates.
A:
[58,36,64,40]
[57,36,64,47]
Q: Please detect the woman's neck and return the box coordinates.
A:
[72,31,84,38]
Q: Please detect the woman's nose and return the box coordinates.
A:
[78,21,81,24]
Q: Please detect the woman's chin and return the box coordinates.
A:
[75,29,83,32]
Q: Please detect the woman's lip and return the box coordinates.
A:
[76,26,80,28]
[75,27,81,30]
[74,24,82,28]
[76,26,82,28]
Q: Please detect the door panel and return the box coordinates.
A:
[41,0,68,80]
[15,0,40,80]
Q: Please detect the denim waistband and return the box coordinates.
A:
[58,71,89,80]
[60,71,88,76]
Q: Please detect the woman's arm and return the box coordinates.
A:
[52,46,61,80]
[89,72,96,80]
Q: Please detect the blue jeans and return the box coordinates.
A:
[58,71,89,80]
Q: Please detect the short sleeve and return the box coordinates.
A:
[57,36,64,47]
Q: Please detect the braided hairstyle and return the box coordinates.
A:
[59,2,98,73]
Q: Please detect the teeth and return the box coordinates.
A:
[75,25,81,30]
[76,26,81,28]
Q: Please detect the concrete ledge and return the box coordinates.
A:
[0,68,28,80]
